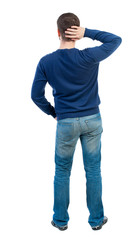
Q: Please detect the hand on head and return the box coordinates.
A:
[65,26,85,41]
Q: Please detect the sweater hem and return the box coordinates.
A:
[56,106,100,120]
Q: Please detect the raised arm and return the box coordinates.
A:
[65,26,122,63]
[83,28,122,62]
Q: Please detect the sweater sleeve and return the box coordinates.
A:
[82,28,122,63]
[31,58,57,118]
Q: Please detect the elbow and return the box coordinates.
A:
[31,95,35,103]
[31,95,37,104]
[115,36,122,46]
[118,36,122,45]
[31,90,34,101]
[31,86,38,103]
[31,92,42,105]
[112,36,122,50]
[31,90,37,103]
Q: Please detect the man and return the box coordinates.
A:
[31,12,122,231]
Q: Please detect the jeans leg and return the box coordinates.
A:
[80,114,104,227]
[53,120,78,226]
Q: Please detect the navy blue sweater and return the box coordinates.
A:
[31,28,122,120]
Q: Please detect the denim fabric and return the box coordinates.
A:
[52,112,104,227]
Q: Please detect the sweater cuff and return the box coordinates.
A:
[84,28,89,37]
[84,28,93,38]
[50,108,57,118]
[84,28,98,40]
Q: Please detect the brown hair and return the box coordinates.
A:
[57,12,80,41]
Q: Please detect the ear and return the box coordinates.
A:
[57,28,60,37]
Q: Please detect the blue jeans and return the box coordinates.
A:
[52,112,104,227]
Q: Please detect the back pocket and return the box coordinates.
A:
[57,122,74,141]
[84,114,103,134]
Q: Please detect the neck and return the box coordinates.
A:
[59,40,76,49]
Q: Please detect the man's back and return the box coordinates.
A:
[31,28,122,120]
[39,48,100,120]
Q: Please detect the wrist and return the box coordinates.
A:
[83,28,88,37]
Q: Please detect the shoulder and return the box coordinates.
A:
[77,47,98,65]
[41,49,58,60]
[40,50,57,65]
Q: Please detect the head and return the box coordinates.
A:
[57,12,80,42]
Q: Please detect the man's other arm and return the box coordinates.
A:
[31,59,56,119]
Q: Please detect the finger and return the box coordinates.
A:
[65,33,77,37]
[65,34,77,38]
[65,31,77,36]
[71,26,79,29]
[65,28,78,33]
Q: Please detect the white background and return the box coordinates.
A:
[0,0,139,239]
